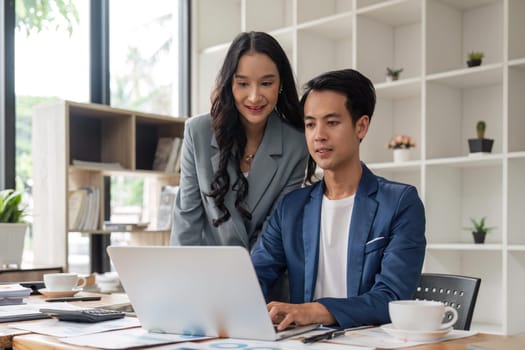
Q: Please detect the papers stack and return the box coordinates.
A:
[0,283,32,306]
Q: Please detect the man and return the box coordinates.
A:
[251,69,426,330]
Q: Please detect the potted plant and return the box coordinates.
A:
[467,51,484,67]
[386,135,416,162]
[386,67,403,82]
[463,216,495,244]
[0,189,28,267]
[468,121,494,154]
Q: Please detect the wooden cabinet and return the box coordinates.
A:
[193,0,525,335]
[32,101,185,272]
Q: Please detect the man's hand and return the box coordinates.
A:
[267,301,336,331]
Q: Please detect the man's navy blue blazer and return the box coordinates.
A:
[251,163,426,328]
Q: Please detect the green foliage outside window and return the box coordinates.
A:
[15,0,79,36]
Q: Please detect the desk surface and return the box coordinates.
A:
[0,295,517,350]
[0,292,129,349]
[11,332,512,350]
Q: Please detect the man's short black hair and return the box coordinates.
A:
[300,69,376,125]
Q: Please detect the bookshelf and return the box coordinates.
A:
[192,0,525,335]
[32,100,186,271]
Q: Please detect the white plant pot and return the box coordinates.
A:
[0,223,28,267]
[393,149,410,163]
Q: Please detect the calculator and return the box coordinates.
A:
[39,308,126,323]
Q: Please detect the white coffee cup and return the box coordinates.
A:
[389,300,458,331]
[43,273,87,291]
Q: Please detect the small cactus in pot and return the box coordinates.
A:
[468,120,493,154]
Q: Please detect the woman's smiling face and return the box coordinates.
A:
[232,52,281,128]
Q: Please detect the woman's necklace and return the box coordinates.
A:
[244,154,255,163]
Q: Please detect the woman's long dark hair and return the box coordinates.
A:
[208,31,302,227]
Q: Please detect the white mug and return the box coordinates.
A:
[43,273,86,291]
[389,300,458,331]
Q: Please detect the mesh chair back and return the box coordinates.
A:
[413,273,481,330]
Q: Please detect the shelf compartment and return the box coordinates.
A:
[357,0,421,26]
[508,65,525,152]
[245,0,293,32]
[297,14,353,88]
[508,158,525,245]
[297,0,352,24]
[426,0,503,75]
[196,0,240,50]
[423,249,503,334]
[425,163,502,245]
[367,79,422,164]
[508,0,525,61]
[135,114,185,171]
[362,93,421,164]
[507,251,525,334]
[356,0,422,84]
[426,79,503,159]
[68,169,104,231]
[68,104,133,169]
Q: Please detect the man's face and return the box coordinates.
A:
[303,90,368,173]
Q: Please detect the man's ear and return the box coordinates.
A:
[356,115,370,141]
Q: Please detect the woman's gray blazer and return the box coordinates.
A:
[170,111,308,249]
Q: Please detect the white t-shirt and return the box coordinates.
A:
[313,194,355,299]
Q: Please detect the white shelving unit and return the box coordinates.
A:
[192,0,525,335]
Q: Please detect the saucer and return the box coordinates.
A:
[38,288,81,298]
[381,323,452,341]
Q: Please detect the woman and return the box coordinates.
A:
[171,31,308,249]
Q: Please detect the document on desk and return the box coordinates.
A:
[0,301,81,322]
[58,327,212,349]
[170,338,373,350]
[9,316,140,337]
[326,326,477,349]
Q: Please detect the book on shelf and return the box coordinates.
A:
[157,185,179,230]
[72,159,123,170]
[152,137,183,172]
[68,187,100,231]
[173,137,184,174]
[103,222,149,231]
[165,137,182,173]
[68,189,88,231]
[152,137,174,171]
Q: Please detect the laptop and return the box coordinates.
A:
[107,246,319,341]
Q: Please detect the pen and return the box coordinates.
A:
[302,325,374,344]
[45,296,102,302]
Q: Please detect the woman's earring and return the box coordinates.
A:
[279,86,283,94]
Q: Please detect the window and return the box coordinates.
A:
[4,0,189,272]
[15,0,89,267]
[110,0,184,116]
[108,1,187,270]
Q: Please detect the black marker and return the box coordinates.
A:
[45,296,102,302]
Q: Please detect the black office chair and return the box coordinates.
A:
[413,273,481,330]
